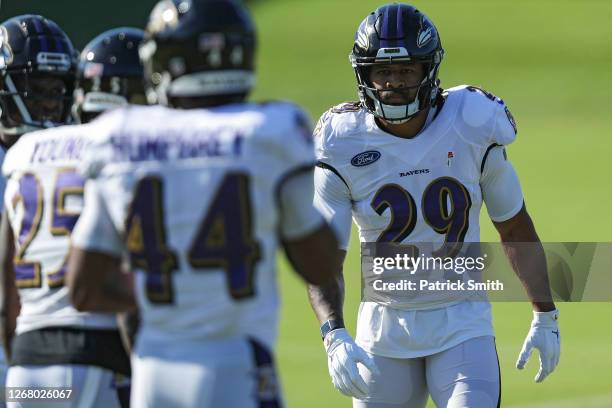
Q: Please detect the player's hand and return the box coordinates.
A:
[516,309,560,382]
[324,328,379,399]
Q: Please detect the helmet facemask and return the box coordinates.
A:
[0,71,75,135]
[351,49,444,124]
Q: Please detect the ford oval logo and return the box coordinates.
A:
[351,150,381,167]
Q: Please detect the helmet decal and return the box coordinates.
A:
[417,21,434,48]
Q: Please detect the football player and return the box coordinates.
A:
[0,22,147,408]
[66,1,338,407]
[309,4,560,407]
[0,14,77,407]
[74,27,147,356]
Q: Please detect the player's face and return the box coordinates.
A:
[368,62,425,105]
[14,75,69,123]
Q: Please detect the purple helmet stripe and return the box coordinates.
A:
[40,37,49,53]
[396,4,405,38]
[31,17,42,34]
[50,24,68,53]
[31,19,49,52]
[39,36,49,53]
[380,7,390,48]
[381,7,390,38]
[55,38,64,53]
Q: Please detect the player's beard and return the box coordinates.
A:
[377,87,416,105]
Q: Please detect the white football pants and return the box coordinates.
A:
[131,335,282,408]
[353,336,500,408]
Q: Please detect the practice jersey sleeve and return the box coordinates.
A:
[260,103,317,172]
[263,103,327,239]
[281,106,317,168]
[492,100,517,146]
[71,180,124,256]
[480,146,524,222]
[454,85,518,147]
[278,169,326,240]
[314,166,352,250]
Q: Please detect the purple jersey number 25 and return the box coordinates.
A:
[13,169,84,289]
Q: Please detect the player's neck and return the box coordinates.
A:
[375,108,429,139]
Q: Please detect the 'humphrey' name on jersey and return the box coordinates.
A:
[110,129,244,162]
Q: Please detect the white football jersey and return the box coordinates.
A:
[315,85,522,356]
[316,85,519,309]
[74,102,317,349]
[316,85,517,243]
[2,125,117,334]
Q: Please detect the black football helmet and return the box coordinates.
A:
[350,4,444,123]
[139,0,256,107]
[75,27,146,123]
[0,15,76,136]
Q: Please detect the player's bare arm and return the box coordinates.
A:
[307,249,346,325]
[308,249,379,399]
[493,204,556,312]
[494,204,560,382]
[283,224,340,286]
[0,210,19,360]
[66,248,136,313]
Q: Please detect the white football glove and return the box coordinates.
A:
[516,309,560,382]
[324,328,380,399]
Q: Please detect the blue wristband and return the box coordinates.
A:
[320,319,345,340]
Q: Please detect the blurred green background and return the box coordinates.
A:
[3,0,611,407]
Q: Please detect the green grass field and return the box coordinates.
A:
[250,1,612,406]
